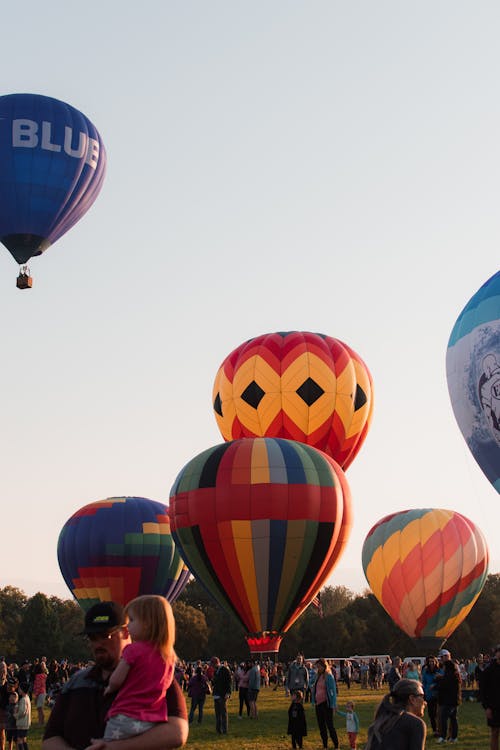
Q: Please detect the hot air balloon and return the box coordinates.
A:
[446,270,500,493]
[57,497,189,610]
[362,508,489,650]
[212,331,373,470]
[169,437,352,653]
[0,93,106,288]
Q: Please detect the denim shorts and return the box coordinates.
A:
[104,714,156,740]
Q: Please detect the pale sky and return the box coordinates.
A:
[0,1,499,600]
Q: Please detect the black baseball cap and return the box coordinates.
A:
[82,601,125,635]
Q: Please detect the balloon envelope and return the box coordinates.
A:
[362,508,489,642]
[0,93,106,264]
[212,331,373,470]
[57,496,188,610]
[169,437,352,653]
[447,270,500,493]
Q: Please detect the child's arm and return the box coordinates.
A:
[103,658,131,696]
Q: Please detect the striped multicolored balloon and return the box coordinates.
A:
[212,331,373,470]
[58,496,190,610]
[169,437,352,653]
[362,508,489,641]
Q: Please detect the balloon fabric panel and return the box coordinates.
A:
[447,270,500,492]
[169,438,351,648]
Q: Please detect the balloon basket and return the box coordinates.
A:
[246,633,283,654]
[16,268,32,289]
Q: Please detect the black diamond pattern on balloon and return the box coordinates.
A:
[241,381,265,409]
[354,384,367,410]
[213,393,223,416]
[296,378,324,406]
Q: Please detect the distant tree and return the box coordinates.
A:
[0,586,27,659]
[172,601,209,660]
[17,593,62,660]
[177,579,248,659]
[320,585,354,616]
[49,597,90,663]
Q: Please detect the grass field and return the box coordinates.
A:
[27,683,489,749]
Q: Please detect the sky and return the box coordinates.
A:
[0,1,499,600]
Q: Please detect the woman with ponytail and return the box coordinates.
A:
[365,678,426,750]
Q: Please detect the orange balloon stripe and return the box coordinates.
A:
[415,559,488,633]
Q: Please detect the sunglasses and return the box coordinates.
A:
[84,627,122,643]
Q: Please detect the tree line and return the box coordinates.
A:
[1,574,499,663]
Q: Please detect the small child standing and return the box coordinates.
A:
[287,689,307,749]
[15,685,31,750]
[337,700,360,750]
[102,594,176,742]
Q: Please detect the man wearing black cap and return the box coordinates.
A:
[42,602,188,750]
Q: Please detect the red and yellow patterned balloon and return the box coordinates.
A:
[213,331,373,470]
[362,508,489,641]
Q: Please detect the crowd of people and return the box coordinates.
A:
[0,604,498,750]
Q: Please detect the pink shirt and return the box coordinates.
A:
[107,641,173,723]
[315,674,327,704]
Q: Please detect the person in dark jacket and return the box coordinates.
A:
[387,657,403,692]
[421,656,440,737]
[480,645,500,750]
[187,666,210,724]
[211,656,231,735]
[287,689,307,749]
[435,659,461,743]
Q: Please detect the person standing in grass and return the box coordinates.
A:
[187,666,210,725]
[248,661,261,719]
[14,685,30,750]
[435,659,461,744]
[337,700,360,749]
[480,645,500,750]
[311,658,339,750]
[211,656,231,734]
[287,689,307,749]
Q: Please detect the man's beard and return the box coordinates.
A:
[92,648,117,672]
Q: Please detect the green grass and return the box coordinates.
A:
[28,684,489,749]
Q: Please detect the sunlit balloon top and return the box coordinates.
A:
[362,508,488,642]
[57,496,188,610]
[213,331,374,469]
[0,93,106,265]
[169,437,352,652]
[447,269,500,493]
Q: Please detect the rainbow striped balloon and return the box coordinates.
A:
[169,437,352,653]
[362,508,488,641]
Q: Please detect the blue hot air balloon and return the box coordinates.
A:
[57,497,190,611]
[0,93,106,287]
[447,270,500,492]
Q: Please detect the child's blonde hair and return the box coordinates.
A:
[124,595,176,662]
